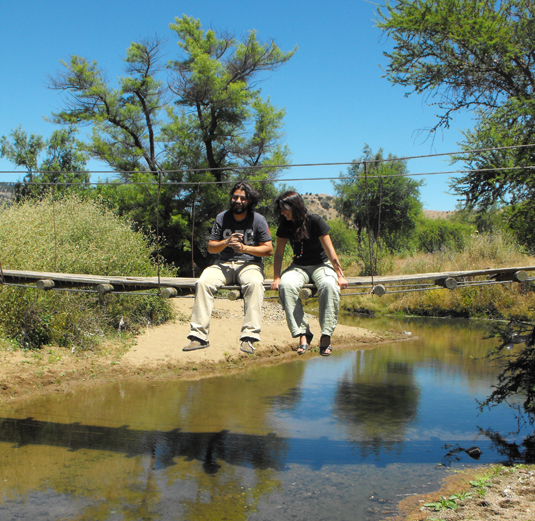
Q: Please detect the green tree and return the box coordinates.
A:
[377,0,535,251]
[0,126,89,195]
[334,145,423,251]
[479,318,535,419]
[48,16,295,271]
[326,219,359,255]
[377,0,535,415]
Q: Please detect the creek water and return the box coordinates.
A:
[0,315,532,521]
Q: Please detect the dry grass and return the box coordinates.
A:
[342,231,535,320]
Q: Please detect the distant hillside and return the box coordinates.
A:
[302,193,340,220]
[301,193,454,221]
[422,210,455,219]
[0,183,15,205]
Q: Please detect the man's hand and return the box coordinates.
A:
[228,233,244,251]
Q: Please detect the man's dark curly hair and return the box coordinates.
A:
[229,181,260,210]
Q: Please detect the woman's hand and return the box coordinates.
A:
[338,275,348,289]
[271,277,281,291]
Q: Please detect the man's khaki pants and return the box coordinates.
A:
[188,261,265,343]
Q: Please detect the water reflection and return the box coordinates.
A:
[0,316,532,520]
[333,357,419,453]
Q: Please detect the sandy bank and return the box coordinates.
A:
[0,299,406,404]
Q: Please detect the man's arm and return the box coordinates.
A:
[226,239,273,257]
[207,233,241,254]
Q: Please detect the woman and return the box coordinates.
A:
[270,191,348,356]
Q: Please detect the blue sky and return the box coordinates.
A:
[1,0,475,211]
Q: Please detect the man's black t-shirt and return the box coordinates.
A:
[276,213,330,266]
[210,210,272,264]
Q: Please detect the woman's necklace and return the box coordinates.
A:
[293,241,304,259]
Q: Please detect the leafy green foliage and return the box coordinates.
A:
[377,0,535,132]
[470,476,491,496]
[0,194,173,349]
[415,217,474,253]
[479,318,535,416]
[334,145,423,252]
[377,0,535,251]
[424,495,460,512]
[326,219,359,255]
[0,126,89,195]
[46,16,295,272]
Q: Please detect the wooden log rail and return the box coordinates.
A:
[0,266,534,300]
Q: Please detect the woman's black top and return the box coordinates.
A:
[276,213,330,266]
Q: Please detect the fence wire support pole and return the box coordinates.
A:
[363,160,376,291]
[191,182,201,278]
[52,183,58,272]
[155,169,162,295]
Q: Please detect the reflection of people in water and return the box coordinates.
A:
[270,191,348,356]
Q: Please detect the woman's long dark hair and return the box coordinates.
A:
[275,191,309,242]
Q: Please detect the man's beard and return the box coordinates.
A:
[231,201,248,214]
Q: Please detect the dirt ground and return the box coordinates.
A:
[0,298,398,405]
[395,464,535,521]
[1,297,533,520]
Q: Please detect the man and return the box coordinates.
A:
[183,181,273,354]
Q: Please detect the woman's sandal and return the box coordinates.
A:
[319,335,332,357]
[296,332,313,355]
[297,343,308,355]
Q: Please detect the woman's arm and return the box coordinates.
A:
[319,234,348,289]
[270,237,288,290]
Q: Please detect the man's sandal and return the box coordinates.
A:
[240,339,256,354]
[183,338,210,351]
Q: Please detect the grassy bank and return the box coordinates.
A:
[347,232,535,320]
[0,193,174,351]
[266,230,535,321]
[341,232,535,320]
[400,463,535,521]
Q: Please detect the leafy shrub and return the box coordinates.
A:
[0,193,174,349]
[350,231,394,276]
[327,219,359,255]
[415,217,474,253]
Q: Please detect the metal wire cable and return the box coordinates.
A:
[2,162,535,188]
[2,142,535,178]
